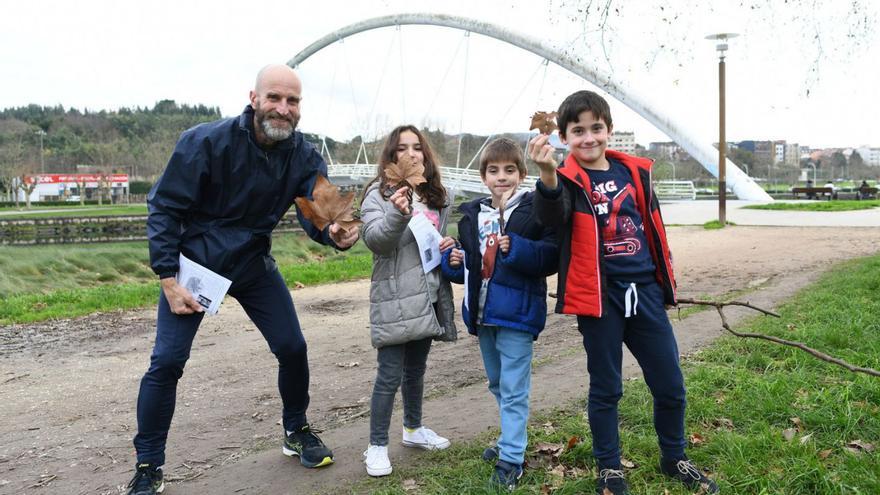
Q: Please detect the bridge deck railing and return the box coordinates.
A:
[328,163,539,195]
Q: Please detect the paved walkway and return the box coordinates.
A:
[660,200,880,227]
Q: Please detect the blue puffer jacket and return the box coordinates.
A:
[441,191,558,338]
[147,105,339,286]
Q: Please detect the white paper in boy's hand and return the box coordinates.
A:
[407,213,442,273]
[177,254,232,315]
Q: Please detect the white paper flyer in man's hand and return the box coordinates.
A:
[177,254,232,315]
[408,213,442,273]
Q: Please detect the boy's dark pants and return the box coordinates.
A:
[133,269,310,466]
[577,279,686,469]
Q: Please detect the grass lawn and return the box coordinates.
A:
[0,204,149,218]
[0,234,373,324]
[359,254,880,494]
[744,200,880,212]
[703,220,737,229]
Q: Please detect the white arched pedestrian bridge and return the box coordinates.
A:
[293,13,771,201]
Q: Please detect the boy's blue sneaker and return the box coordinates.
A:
[282,424,334,468]
[596,467,629,495]
[490,460,523,491]
[126,463,164,495]
[482,445,500,462]
[660,457,718,493]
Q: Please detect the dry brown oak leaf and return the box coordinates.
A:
[294,175,362,234]
[530,111,558,135]
[383,153,428,191]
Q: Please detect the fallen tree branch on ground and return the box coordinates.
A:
[676,297,880,378]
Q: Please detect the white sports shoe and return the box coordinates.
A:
[363,444,392,477]
[401,426,451,450]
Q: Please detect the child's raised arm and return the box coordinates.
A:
[528,134,559,189]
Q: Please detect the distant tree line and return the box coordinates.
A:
[0,101,221,196]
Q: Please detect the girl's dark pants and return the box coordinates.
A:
[133,269,309,466]
[577,279,686,469]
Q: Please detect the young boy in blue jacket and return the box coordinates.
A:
[528,90,718,495]
[441,138,558,491]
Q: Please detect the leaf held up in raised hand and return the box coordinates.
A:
[294,175,362,234]
[530,111,558,135]
[383,153,427,191]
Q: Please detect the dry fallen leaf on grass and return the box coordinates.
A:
[383,153,427,192]
[294,175,362,234]
[845,439,875,454]
[530,111,558,135]
[710,417,735,430]
[689,433,706,446]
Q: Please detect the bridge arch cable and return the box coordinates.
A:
[524,58,552,159]
[461,56,550,171]
[419,32,468,128]
[318,40,341,166]
[338,37,371,166]
[397,24,407,123]
[454,31,471,169]
[364,26,402,148]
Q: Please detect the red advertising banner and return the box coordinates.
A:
[24,174,129,184]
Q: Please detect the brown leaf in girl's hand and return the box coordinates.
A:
[530,111,558,134]
[295,175,362,234]
[383,153,427,191]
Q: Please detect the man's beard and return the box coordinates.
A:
[256,110,298,142]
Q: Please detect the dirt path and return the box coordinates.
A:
[1,226,879,494]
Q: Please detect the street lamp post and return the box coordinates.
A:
[807,162,816,184]
[705,33,738,226]
[35,129,47,174]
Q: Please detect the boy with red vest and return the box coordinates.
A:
[528,90,718,495]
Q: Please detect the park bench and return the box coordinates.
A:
[654,180,696,200]
[791,187,833,200]
[858,187,878,200]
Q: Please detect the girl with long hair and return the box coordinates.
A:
[359,125,457,476]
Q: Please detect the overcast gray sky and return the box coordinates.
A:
[2,0,877,149]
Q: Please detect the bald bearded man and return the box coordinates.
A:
[126,65,357,495]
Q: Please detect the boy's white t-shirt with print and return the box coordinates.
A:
[475,190,524,323]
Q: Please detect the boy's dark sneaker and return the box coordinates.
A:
[482,445,500,462]
[489,459,523,491]
[282,424,334,468]
[596,468,629,495]
[126,463,164,495]
[660,457,719,494]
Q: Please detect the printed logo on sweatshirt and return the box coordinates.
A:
[590,181,644,258]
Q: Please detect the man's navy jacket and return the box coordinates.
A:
[147,105,337,286]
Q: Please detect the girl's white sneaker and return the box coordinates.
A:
[363,444,392,477]
[401,426,451,450]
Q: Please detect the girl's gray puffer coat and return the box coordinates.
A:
[360,183,457,348]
